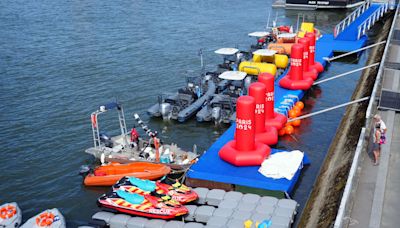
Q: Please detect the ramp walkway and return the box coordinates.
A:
[336,4,381,41]
[335,2,389,41]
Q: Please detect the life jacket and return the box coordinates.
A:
[130,128,139,142]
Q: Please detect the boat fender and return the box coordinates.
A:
[100,153,105,165]
[0,204,16,219]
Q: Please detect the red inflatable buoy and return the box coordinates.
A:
[258,73,287,130]
[298,37,318,81]
[219,96,270,166]
[279,44,314,90]
[305,32,324,73]
[249,82,278,145]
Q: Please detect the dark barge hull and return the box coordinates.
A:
[273,0,365,9]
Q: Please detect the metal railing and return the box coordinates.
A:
[357,2,389,40]
[334,1,371,38]
[334,3,399,227]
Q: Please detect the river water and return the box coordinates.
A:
[0,0,376,226]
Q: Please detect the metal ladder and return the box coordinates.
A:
[91,111,101,149]
[334,1,371,38]
[117,105,130,149]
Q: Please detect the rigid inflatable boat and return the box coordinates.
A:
[84,103,199,170]
[197,71,250,124]
[113,176,198,204]
[147,74,216,122]
[0,202,22,228]
[83,162,171,186]
[97,190,188,219]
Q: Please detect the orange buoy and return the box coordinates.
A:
[288,110,297,118]
[278,128,286,136]
[285,125,294,135]
[295,101,305,110]
[293,106,301,116]
[292,119,301,127]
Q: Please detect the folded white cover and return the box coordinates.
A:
[258,150,304,180]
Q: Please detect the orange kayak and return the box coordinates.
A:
[84,162,171,186]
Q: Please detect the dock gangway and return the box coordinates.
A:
[334,1,389,41]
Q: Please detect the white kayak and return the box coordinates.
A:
[21,208,65,228]
[0,202,22,228]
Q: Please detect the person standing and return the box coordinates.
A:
[373,124,382,166]
[374,114,387,144]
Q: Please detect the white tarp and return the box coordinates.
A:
[258,150,304,180]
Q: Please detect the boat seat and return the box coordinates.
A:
[128,177,156,192]
[116,190,145,205]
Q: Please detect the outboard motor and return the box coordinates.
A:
[244,76,252,95]
[187,82,194,92]
[79,165,92,177]
[212,106,221,123]
[99,132,113,148]
[160,103,172,120]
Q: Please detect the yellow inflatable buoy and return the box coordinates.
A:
[274,54,289,69]
[252,54,288,69]
[239,61,277,76]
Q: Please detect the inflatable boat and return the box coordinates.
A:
[248,31,275,52]
[97,190,188,219]
[113,176,198,204]
[147,74,216,122]
[83,162,171,186]
[21,208,65,228]
[84,103,199,170]
[197,71,250,124]
[0,202,22,228]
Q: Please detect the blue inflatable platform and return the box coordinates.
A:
[187,3,383,195]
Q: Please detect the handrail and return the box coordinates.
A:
[334,1,371,38]
[357,3,389,40]
[334,3,399,227]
